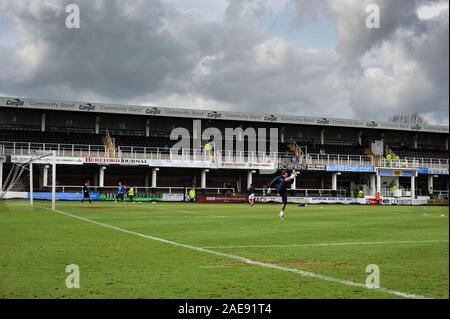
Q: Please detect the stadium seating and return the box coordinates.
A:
[293,139,366,156]
[389,146,448,159]
[0,128,102,146]
[0,127,292,155]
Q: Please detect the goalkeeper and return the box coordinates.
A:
[265,169,297,220]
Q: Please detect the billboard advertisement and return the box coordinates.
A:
[196,195,248,203]
[28,192,184,202]
[326,165,375,173]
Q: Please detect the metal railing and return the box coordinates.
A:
[433,190,449,199]
[1,140,448,170]
[377,157,449,169]
[117,146,280,163]
[40,185,236,195]
[304,153,375,166]
[254,188,347,197]
[381,188,449,199]
[1,141,107,158]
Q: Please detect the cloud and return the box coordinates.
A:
[0,0,448,124]
[417,1,449,20]
[289,0,449,123]
[225,0,268,21]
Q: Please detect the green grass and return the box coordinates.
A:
[0,201,448,299]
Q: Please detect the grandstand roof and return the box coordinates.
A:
[1,96,448,134]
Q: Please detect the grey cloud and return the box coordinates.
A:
[225,0,267,21]
[1,0,201,99]
[289,0,329,25]
[0,0,448,124]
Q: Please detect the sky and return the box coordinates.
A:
[0,0,448,124]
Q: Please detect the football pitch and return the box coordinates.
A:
[0,201,448,299]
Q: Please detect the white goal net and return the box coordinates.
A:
[0,151,56,211]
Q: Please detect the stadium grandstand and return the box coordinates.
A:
[0,96,448,205]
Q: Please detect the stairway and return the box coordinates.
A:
[287,139,304,164]
[102,130,117,158]
[364,148,380,167]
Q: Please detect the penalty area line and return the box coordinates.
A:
[43,207,431,299]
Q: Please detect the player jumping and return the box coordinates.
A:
[247,184,256,207]
[266,169,297,220]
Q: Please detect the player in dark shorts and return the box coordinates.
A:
[266,169,297,220]
[115,182,126,203]
[247,184,256,207]
[82,182,91,204]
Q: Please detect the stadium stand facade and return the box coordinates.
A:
[0,96,448,204]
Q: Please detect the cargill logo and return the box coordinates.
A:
[79,103,96,111]
[264,114,277,122]
[146,107,161,115]
[6,98,24,107]
[366,121,378,128]
[411,124,422,130]
[207,111,222,119]
[317,117,330,125]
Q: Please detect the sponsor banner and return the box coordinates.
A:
[378,169,416,177]
[32,192,101,201]
[427,168,449,175]
[306,164,326,171]
[84,156,211,168]
[84,157,122,165]
[428,199,449,206]
[99,192,184,202]
[381,198,428,205]
[1,191,28,199]
[255,196,367,204]
[100,192,162,201]
[14,192,183,202]
[161,194,185,202]
[367,198,382,205]
[326,165,375,173]
[11,155,84,165]
[256,196,306,204]
[197,195,248,203]
[418,167,429,174]
[149,159,211,168]
[216,162,275,170]
[2,96,447,133]
[275,164,326,171]
[277,163,304,170]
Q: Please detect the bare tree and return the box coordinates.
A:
[389,112,427,125]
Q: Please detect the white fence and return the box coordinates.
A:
[1,140,448,170]
[51,185,235,195]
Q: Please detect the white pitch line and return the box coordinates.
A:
[43,207,431,299]
[87,216,174,219]
[202,240,450,249]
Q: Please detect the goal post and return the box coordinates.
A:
[0,151,57,210]
[52,150,56,210]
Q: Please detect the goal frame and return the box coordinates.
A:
[1,150,57,210]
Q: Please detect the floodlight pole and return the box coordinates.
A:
[29,162,33,207]
[52,151,56,210]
